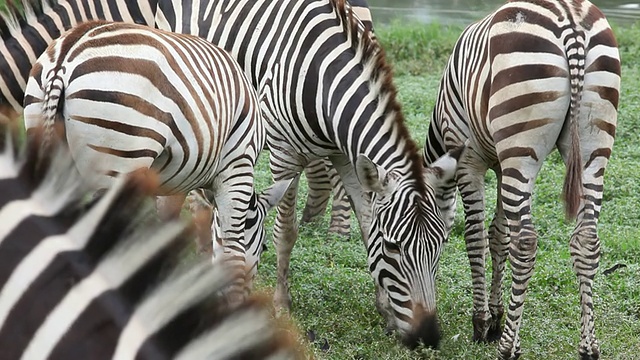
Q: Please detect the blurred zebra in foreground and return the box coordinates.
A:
[23,20,289,299]
[0,123,302,359]
[423,0,620,358]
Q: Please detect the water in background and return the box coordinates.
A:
[369,0,640,26]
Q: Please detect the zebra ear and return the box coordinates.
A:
[424,144,466,187]
[256,177,295,212]
[356,154,388,193]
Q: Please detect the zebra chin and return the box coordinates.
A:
[399,309,441,350]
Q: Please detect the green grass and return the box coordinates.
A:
[250,22,640,359]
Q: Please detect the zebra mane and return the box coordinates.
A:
[330,0,428,195]
[0,125,302,358]
[0,0,57,36]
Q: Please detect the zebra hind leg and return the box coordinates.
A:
[487,182,509,343]
[497,179,539,360]
[273,176,302,312]
[569,149,610,360]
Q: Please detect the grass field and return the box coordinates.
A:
[250,22,640,359]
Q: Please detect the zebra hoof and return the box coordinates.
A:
[498,349,521,360]
[487,309,504,342]
[486,323,502,343]
[471,311,490,343]
[579,347,600,360]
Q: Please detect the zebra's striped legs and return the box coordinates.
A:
[210,165,255,305]
[273,176,301,311]
[496,150,553,359]
[568,183,605,360]
[571,219,601,360]
[569,161,605,360]
[301,159,352,238]
[326,160,352,237]
[487,178,509,342]
[301,159,332,223]
[328,154,372,245]
[457,155,492,342]
[497,180,539,360]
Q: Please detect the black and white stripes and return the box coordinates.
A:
[0,123,301,359]
[155,0,465,348]
[424,1,620,359]
[22,20,272,300]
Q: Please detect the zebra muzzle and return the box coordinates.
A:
[401,307,441,350]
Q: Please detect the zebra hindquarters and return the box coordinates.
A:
[556,38,619,360]
[488,32,572,360]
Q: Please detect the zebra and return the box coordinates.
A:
[0,123,301,359]
[1,0,458,347]
[0,0,354,255]
[156,0,465,348]
[423,1,620,359]
[22,20,290,300]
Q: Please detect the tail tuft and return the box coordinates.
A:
[562,28,586,221]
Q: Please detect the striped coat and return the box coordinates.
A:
[423,1,620,358]
[23,20,277,299]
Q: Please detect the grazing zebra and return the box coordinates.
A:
[0,123,301,359]
[157,0,464,348]
[423,1,620,358]
[22,20,289,299]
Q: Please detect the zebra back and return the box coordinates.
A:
[0,125,301,359]
[0,0,158,124]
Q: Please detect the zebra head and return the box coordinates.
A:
[212,178,293,288]
[356,145,465,349]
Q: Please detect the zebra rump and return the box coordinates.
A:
[0,124,301,359]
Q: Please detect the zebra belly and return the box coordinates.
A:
[62,98,219,194]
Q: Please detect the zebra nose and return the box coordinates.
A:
[401,308,441,349]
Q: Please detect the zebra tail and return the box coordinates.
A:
[562,29,586,221]
[39,69,66,155]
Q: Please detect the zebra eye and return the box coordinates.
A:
[383,240,400,254]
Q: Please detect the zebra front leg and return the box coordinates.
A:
[328,154,372,245]
[325,159,352,238]
[487,178,509,342]
[273,175,301,312]
[457,158,492,342]
[301,159,331,223]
